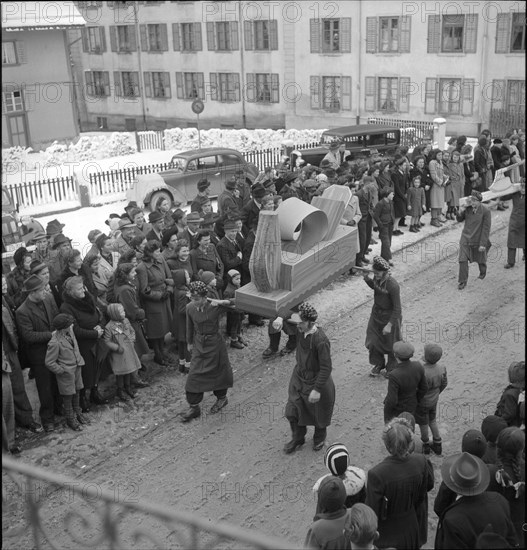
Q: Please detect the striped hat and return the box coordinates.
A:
[324,443,349,476]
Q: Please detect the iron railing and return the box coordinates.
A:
[2,455,296,550]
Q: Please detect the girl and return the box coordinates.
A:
[447,150,465,220]
[223,269,246,350]
[199,270,221,300]
[172,269,192,374]
[442,150,455,220]
[104,303,141,402]
[406,176,426,233]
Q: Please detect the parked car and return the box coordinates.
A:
[127,147,259,211]
[296,124,401,166]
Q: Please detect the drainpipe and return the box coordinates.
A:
[356,0,362,125]
[478,10,489,131]
[239,1,247,128]
[67,33,83,133]
[134,2,148,130]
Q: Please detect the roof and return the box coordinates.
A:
[171,148,243,159]
[1,2,85,31]
[322,125,400,136]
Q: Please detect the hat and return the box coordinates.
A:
[199,271,216,285]
[46,219,65,236]
[148,211,163,224]
[372,256,390,271]
[263,178,275,189]
[105,213,121,227]
[118,219,136,230]
[462,430,487,458]
[88,229,103,243]
[394,154,407,166]
[226,177,237,190]
[299,302,318,322]
[471,190,483,201]
[497,427,525,455]
[228,269,240,279]
[423,343,443,364]
[224,220,238,231]
[197,178,210,192]
[186,212,204,224]
[320,159,331,168]
[226,210,242,223]
[493,138,503,145]
[441,452,490,496]
[188,280,208,296]
[328,141,340,151]
[393,341,415,360]
[27,230,47,243]
[13,247,29,266]
[125,201,138,211]
[51,234,71,249]
[22,274,46,292]
[317,476,346,513]
[29,260,47,275]
[325,168,337,179]
[252,185,266,199]
[481,415,508,444]
[52,313,75,330]
[324,443,349,476]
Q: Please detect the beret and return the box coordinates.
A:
[423,343,443,364]
[52,313,75,330]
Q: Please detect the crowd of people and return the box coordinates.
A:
[1,127,525,549]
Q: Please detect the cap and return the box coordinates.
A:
[393,341,415,360]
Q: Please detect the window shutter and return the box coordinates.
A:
[210,73,218,101]
[144,72,152,97]
[399,16,411,53]
[172,23,180,51]
[163,72,171,98]
[99,27,107,52]
[310,19,320,53]
[110,26,117,51]
[341,76,351,110]
[495,13,510,53]
[365,76,376,111]
[15,41,27,63]
[310,76,321,109]
[85,71,94,96]
[424,77,437,114]
[399,77,410,112]
[230,21,239,50]
[246,73,256,102]
[269,20,278,50]
[464,14,478,53]
[160,24,168,51]
[271,73,279,103]
[139,24,148,51]
[113,71,121,96]
[82,28,89,52]
[340,17,351,53]
[103,72,110,96]
[427,15,441,53]
[461,79,474,115]
[132,72,140,97]
[206,22,216,50]
[197,73,204,100]
[233,73,240,101]
[23,86,33,111]
[175,72,184,99]
[244,21,253,50]
[490,79,505,110]
[194,23,202,51]
[365,17,378,53]
[128,25,137,51]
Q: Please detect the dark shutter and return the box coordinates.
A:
[139,24,148,51]
[210,73,218,101]
[82,28,89,52]
[495,14,510,53]
[424,78,437,114]
[113,71,121,97]
[244,21,253,50]
[399,77,410,112]
[364,76,376,111]
[427,15,441,53]
[172,23,180,51]
[175,72,184,99]
[246,73,256,102]
[85,71,94,96]
[269,20,278,50]
[341,76,351,110]
[160,24,168,51]
[310,76,321,108]
[461,79,475,115]
[464,14,478,53]
[144,72,152,97]
[271,73,279,103]
[230,21,239,50]
[99,27,107,52]
[206,22,215,51]
[110,26,117,51]
[233,73,240,102]
[194,22,202,51]
[197,73,204,100]
[128,25,137,51]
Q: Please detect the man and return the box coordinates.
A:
[201,212,221,246]
[6,247,33,308]
[112,219,137,256]
[190,178,211,213]
[47,234,72,303]
[145,211,164,243]
[391,154,408,235]
[45,218,66,249]
[179,212,203,250]
[86,229,104,257]
[234,169,252,210]
[435,452,518,549]
[216,220,243,288]
[474,134,493,191]
[217,177,240,221]
[504,180,525,269]
[241,184,266,234]
[322,141,342,170]
[383,341,427,423]
[122,200,139,221]
[456,190,491,290]
[363,256,402,377]
[355,177,375,266]
[284,302,335,453]
[15,274,60,432]
[29,230,51,264]
[372,188,395,265]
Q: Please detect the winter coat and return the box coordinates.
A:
[447,161,465,206]
[241,199,261,233]
[391,169,408,218]
[104,318,140,376]
[384,359,427,423]
[457,204,492,262]
[171,270,190,342]
[216,236,242,286]
[429,159,445,209]
[507,191,525,249]
[189,245,224,288]
[495,384,524,427]
[45,328,85,394]
[114,282,149,357]
[406,187,426,216]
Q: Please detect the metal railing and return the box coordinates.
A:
[2,455,296,550]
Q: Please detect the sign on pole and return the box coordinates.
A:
[191,99,204,149]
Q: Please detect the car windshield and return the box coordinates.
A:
[171,157,186,172]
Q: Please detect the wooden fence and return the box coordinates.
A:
[136,130,165,151]
[367,117,434,147]
[489,108,525,139]
[3,176,78,209]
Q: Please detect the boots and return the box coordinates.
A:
[283,420,305,454]
[422,441,431,455]
[64,397,82,431]
[117,388,130,402]
[409,225,417,233]
[178,360,187,374]
[125,386,138,399]
[90,386,109,405]
[431,438,442,455]
[79,389,91,413]
[180,405,201,423]
[210,397,228,414]
[73,393,90,425]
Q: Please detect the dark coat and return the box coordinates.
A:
[171,271,190,343]
[391,169,408,218]
[241,230,256,286]
[406,187,426,216]
[372,198,395,226]
[178,228,199,250]
[457,204,492,263]
[435,492,518,549]
[216,236,242,285]
[495,384,523,427]
[217,189,238,220]
[189,245,224,287]
[6,267,28,309]
[304,508,350,550]
[144,228,163,244]
[507,191,525,249]
[114,282,149,357]
[384,359,427,423]
[241,200,261,233]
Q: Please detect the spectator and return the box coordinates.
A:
[372,188,395,265]
[481,414,508,465]
[376,160,393,192]
[155,196,174,230]
[223,270,246,350]
[2,349,21,454]
[504,180,525,269]
[347,503,379,550]
[95,233,120,287]
[129,235,147,262]
[171,268,191,374]
[191,178,211,213]
[199,270,221,300]
[161,227,180,267]
[129,208,151,237]
[406,175,426,233]
[30,230,52,264]
[84,254,108,311]
[6,247,33,308]
[461,144,479,197]
[168,239,194,279]
[447,150,465,219]
[172,208,187,235]
[179,212,203,250]
[495,361,525,427]
[112,219,137,257]
[86,229,103,257]
[429,149,447,227]
[216,220,243,288]
[145,211,165,243]
[241,184,266,234]
[409,155,432,216]
[189,231,224,290]
[57,249,97,305]
[391,154,409,235]
[474,135,493,191]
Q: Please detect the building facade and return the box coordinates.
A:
[1,2,86,149]
[66,1,524,136]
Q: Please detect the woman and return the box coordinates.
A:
[168,239,194,278]
[172,209,187,234]
[161,227,180,266]
[180,281,233,423]
[57,249,97,305]
[129,235,147,262]
[95,233,120,287]
[504,180,525,268]
[442,150,455,219]
[172,268,191,374]
[365,418,432,549]
[113,263,150,362]
[474,135,493,191]
[447,150,465,219]
[155,197,174,230]
[428,149,446,227]
[461,144,479,197]
[410,155,432,215]
[129,208,151,237]
[135,241,173,366]
[84,254,108,311]
[60,276,108,411]
[363,256,402,377]
[189,231,224,289]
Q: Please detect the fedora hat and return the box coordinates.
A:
[186,212,204,224]
[46,219,65,236]
[51,234,71,249]
[441,452,490,496]
[118,219,136,230]
[27,230,47,243]
[148,211,164,224]
[125,201,138,211]
[22,274,46,292]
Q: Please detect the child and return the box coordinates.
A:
[104,303,141,402]
[313,443,367,512]
[172,269,191,374]
[199,270,221,300]
[273,195,283,209]
[347,503,380,550]
[406,176,426,233]
[481,415,508,465]
[495,361,525,428]
[45,313,86,431]
[416,343,447,455]
[223,269,246,350]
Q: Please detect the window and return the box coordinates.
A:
[197,156,217,169]
[85,71,110,97]
[511,13,525,52]
[3,89,24,113]
[140,23,168,52]
[125,118,136,131]
[2,42,16,64]
[438,78,462,113]
[244,20,278,50]
[366,16,411,53]
[424,77,475,115]
[220,154,242,166]
[217,22,231,50]
[364,76,411,113]
[82,27,106,53]
[496,13,526,53]
[96,116,107,129]
[114,71,140,97]
[310,76,351,111]
[175,72,205,99]
[246,73,279,103]
[144,72,171,98]
[427,14,478,53]
[310,18,351,53]
[182,22,201,51]
[110,25,137,52]
[206,21,239,51]
[210,73,240,102]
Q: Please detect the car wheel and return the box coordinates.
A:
[149,190,173,212]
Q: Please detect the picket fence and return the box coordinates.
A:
[3,176,78,209]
